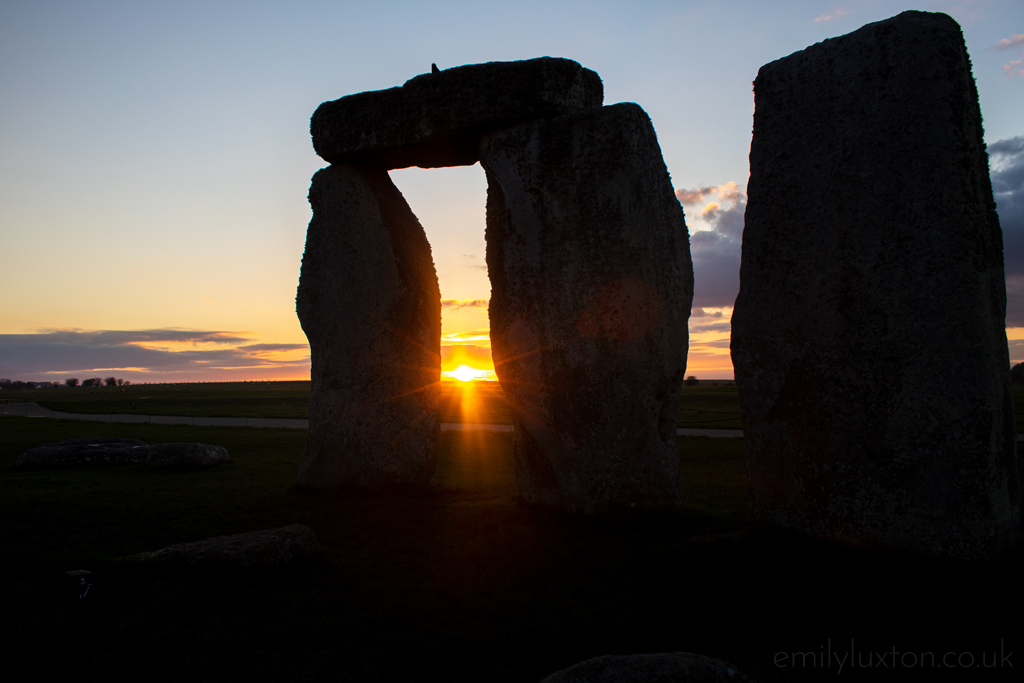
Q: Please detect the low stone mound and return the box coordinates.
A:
[145,442,230,468]
[540,653,756,683]
[16,438,230,469]
[16,437,148,469]
[122,524,323,572]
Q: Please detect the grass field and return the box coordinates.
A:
[7,380,1024,432]
[5,380,745,429]
[1,416,1020,681]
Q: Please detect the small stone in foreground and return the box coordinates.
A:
[539,652,757,683]
[123,524,322,572]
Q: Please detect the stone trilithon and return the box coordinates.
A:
[297,58,694,511]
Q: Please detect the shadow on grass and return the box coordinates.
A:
[1,417,1020,682]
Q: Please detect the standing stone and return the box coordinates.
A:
[480,103,693,514]
[297,164,441,489]
[731,11,1020,559]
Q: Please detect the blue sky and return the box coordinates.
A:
[1,0,1022,381]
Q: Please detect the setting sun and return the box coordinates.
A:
[443,364,495,382]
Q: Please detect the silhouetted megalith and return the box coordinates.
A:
[311,57,603,169]
[296,164,441,489]
[480,103,693,514]
[731,11,1020,559]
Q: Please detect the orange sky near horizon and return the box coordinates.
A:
[437,300,736,383]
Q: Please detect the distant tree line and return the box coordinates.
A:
[65,377,129,388]
[1012,363,1024,385]
[0,377,135,389]
[0,379,44,390]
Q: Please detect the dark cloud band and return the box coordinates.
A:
[0,328,310,379]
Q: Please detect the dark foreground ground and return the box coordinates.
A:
[1,416,1020,682]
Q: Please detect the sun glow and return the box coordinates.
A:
[443,364,494,382]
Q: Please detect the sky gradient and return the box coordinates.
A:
[2,0,1022,382]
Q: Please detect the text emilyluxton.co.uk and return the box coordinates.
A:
[775,639,1013,673]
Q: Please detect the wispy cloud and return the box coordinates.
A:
[442,329,491,345]
[29,328,251,346]
[441,299,488,309]
[0,328,310,382]
[813,8,852,23]
[992,33,1024,77]
[676,182,741,207]
[1004,59,1024,78]
[994,34,1024,51]
[676,185,718,206]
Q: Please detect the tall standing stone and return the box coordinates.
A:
[296,164,441,489]
[731,11,1020,559]
[480,103,693,514]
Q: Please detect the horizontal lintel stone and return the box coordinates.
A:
[311,57,603,169]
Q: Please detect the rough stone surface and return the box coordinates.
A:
[480,103,693,514]
[124,524,322,571]
[145,442,230,468]
[311,57,603,169]
[731,11,1020,560]
[16,438,231,469]
[540,653,756,683]
[17,437,148,468]
[296,163,441,490]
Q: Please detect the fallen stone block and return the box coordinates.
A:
[123,524,323,572]
[16,437,230,469]
[296,163,441,490]
[17,437,148,469]
[540,652,757,682]
[480,102,693,514]
[311,57,603,169]
[731,10,1020,560]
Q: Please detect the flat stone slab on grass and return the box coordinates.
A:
[17,437,149,468]
[311,57,603,169]
[123,524,322,572]
[540,653,757,682]
[16,438,230,469]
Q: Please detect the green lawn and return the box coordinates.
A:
[7,382,1024,433]
[8,381,313,419]
[8,380,743,429]
[1,417,1020,681]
